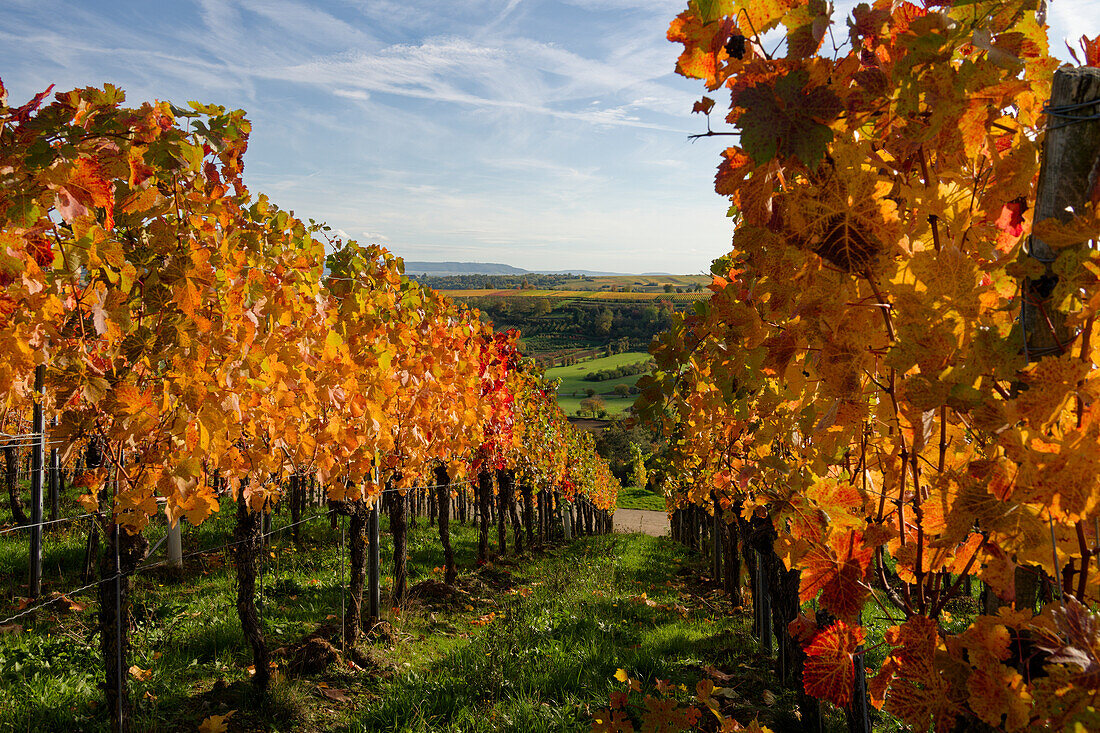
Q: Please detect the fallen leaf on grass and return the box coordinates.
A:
[762,689,777,706]
[129,665,152,681]
[319,686,351,703]
[197,710,235,733]
[704,665,735,682]
[470,612,496,627]
[52,593,86,613]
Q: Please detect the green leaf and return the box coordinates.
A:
[690,0,727,23]
[735,70,840,167]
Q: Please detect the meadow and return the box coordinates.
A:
[544,352,652,418]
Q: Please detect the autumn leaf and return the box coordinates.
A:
[703,664,735,682]
[734,70,841,166]
[59,157,116,229]
[129,665,152,682]
[995,198,1028,237]
[693,96,716,115]
[1035,596,1100,675]
[874,617,960,730]
[197,710,235,733]
[787,613,818,645]
[798,529,872,620]
[11,84,54,124]
[966,664,1032,732]
[803,620,865,707]
[319,686,352,703]
[668,12,738,88]
[1076,34,1100,67]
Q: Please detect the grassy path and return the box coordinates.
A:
[612,508,669,537]
[2,521,806,732]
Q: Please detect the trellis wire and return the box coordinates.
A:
[0,507,338,628]
[1043,98,1100,131]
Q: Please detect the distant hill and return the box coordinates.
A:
[402,261,636,276]
[404,261,527,275]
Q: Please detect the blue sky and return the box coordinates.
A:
[1,1,1096,274]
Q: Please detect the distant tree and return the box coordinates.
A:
[595,308,613,335]
[585,387,596,398]
[629,442,648,489]
[613,383,631,397]
[663,283,674,293]
[579,396,606,417]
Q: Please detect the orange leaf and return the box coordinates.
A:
[1079,34,1100,67]
[693,96,716,115]
[197,710,235,733]
[966,664,1031,731]
[62,157,115,229]
[803,620,865,707]
[799,529,872,620]
[128,665,152,682]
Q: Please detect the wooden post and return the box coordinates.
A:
[1017,67,1100,610]
[755,550,772,656]
[167,516,183,570]
[368,489,381,622]
[1022,66,1100,359]
[48,417,59,523]
[29,364,45,598]
[712,494,722,582]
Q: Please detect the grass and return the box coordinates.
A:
[347,534,797,732]
[545,352,650,417]
[555,394,634,417]
[0,499,484,732]
[0,505,808,732]
[615,485,666,512]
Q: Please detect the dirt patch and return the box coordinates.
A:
[473,565,521,591]
[567,417,611,433]
[613,508,669,537]
[275,624,344,676]
[408,579,459,604]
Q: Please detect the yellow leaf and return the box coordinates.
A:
[197,710,235,733]
[128,665,152,682]
[613,668,629,683]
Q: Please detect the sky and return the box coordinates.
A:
[0,0,1097,274]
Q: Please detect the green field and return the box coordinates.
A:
[545,352,651,417]
[616,485,667,512]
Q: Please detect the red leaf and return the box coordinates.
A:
[12,84,54,124]
[994,198,1027,237]
[1080,34,1100,67]
[799,529,873,620]
[788,613,819,645]
[26,234,54,268]
[803,621,865,707]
